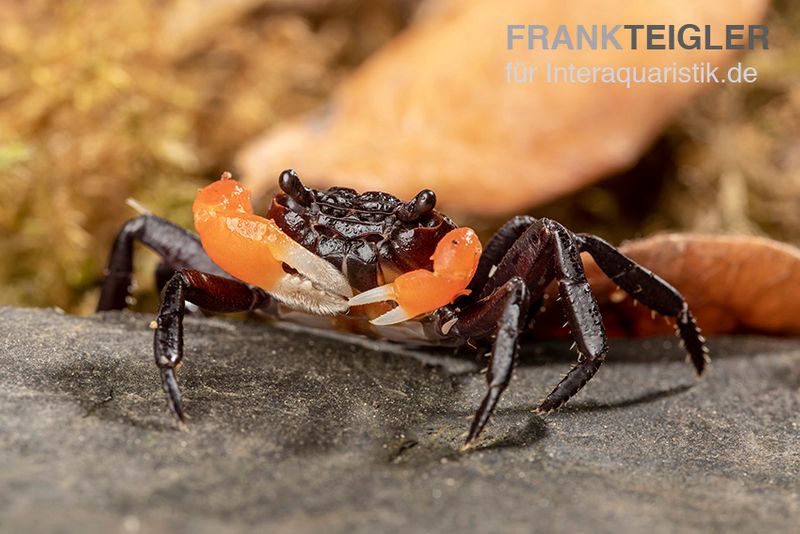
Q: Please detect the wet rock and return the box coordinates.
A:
[1,307,798,533]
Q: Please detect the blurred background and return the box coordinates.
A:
[1,0,797,315]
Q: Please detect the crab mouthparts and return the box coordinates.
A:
[272,245,353,315]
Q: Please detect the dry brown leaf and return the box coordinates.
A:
[237,0,768,217]
[534,234,800,339]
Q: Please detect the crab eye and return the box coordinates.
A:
[278,169,315,208]
[397,189,436,222]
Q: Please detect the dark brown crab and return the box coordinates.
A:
[98,170,709,446]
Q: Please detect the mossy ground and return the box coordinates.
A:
[1,0,796,313]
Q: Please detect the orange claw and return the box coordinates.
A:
[193,173,352,314]
[349,227,482,325]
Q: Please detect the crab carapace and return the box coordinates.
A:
[98,170,709,446]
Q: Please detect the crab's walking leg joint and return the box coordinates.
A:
[448,217,607,444]
[455,277,530,447]
[97,214,228,311]
[349,227,483,324]
[468,216,535,296]
[155,270,271,424]
[535,222,609,414]
[193,173,352,315]
[574,233,709,373]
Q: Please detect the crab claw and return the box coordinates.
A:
[349,227,482,325]
[193,172,352,314]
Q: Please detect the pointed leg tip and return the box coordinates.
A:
[696,361,710,378]
[462,427,481,449]
[169,403,187,425]
[691,354,710,377]
[174,406,187,423]
[535,400,558,415]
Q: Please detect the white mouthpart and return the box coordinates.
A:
[273,273,349,315]
[282,243,353,299]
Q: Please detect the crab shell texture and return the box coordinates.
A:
[268,172,457,293]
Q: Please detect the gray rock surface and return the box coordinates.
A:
[0,307,798,533]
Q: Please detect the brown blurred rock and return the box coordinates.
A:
[237,0,768,216]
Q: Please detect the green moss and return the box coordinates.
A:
[0,0,407,313]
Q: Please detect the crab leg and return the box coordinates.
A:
[468,216,537,296]
[193,173,351,314]
[155,269,271,424]
[349,227,482,324]
[456,277,530,446]
[574,233,709,373]
[97,214,229,311]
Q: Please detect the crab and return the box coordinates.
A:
[98,170,709,446]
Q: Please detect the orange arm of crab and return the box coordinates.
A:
[349,227,483,325]
[192,174,352,314]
